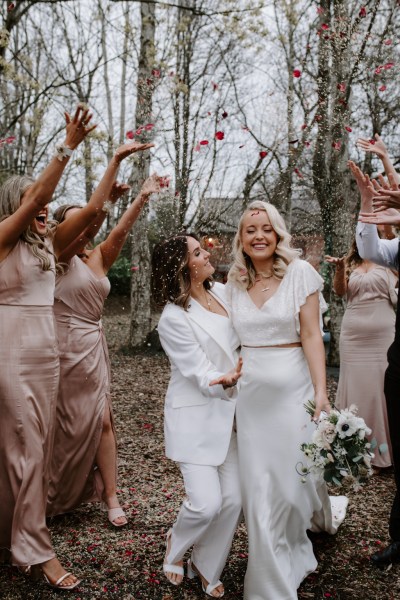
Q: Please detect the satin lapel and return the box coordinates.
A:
[186,300,234,365]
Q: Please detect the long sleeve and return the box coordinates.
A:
[356,222,398,270]
[157,308,236,402]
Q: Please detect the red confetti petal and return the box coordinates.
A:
[221,111,228,119]
[215,131,224,141]
[332,141,341,150]
[315,114,323,122]
[126,131,134,139]
[321,23,329,30]
[301,124,307,130]
[145,123,154,130]
[359,6,367,17]
[374,67,382,75]
[5,136,16,143]
[379,85,387,91]
[304,141,311,147]
[369,139,376,144]
[294,167,303,178]
[259,151,268,159]
[345,126,352,132]
[200,140,209,146]
[7,3,15,11]
[212,81,219,90]
[317,7,324,14]
[293,69,301,78]
[384,39,392,46]
[337,83,346,92]
[131,266,139,271]
[151,69,161,78]
[384,62,394,69]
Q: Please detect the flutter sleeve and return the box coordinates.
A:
[291,259,327,336]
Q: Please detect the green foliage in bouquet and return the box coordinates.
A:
[298,400,381,491]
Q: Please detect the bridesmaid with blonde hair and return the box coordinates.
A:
[0,105,116,590]
[47,165,163,527]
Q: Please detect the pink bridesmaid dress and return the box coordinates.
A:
[0,240,59,566]
[336,265,396,468]
[47,255,114,516]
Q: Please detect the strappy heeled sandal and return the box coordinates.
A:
[163,529,184,586]
[31,565,81,590]
[187,558,224,598]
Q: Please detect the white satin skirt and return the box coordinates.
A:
[237,347,347,600]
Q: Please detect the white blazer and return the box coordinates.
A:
[157,282,240,466]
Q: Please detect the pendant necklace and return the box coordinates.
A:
[203,290,213,311]
[255,271,274,292]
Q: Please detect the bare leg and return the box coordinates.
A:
[95,406,127,526]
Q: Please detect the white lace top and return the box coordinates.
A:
[226,259,327,346]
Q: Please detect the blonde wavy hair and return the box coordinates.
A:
[228,200,301,289]
[0,175,58,272]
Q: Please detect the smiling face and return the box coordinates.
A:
[240,209,279,266]
[186,236,215,284]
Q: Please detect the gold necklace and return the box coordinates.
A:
[255,271,274,292]
[203,290,213,311]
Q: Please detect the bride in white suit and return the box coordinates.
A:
[151,233,243,599]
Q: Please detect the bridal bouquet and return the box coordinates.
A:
[298,400,377,490]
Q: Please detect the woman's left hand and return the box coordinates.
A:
[312,392,331,421]
[114,141,155,164]
[140,173,170,198]
[210,357,243,389]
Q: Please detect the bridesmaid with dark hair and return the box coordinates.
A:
[47,166,163,527]
[0,105,112,590]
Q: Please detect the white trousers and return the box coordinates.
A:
[167,433,242,585]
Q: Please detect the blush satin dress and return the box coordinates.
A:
[0,240,59,566]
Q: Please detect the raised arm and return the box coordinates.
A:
[57,182,130,263]
[0,106,94,253]
[325,256,347,297]
[54,141,153,257]
[98,174,166,273]
[357,134,399,185]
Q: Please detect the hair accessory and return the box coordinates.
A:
[54,143,73,161]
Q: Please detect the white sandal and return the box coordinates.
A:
[163,529,184,586]
[101,502,128,527]
[187,559,224,598]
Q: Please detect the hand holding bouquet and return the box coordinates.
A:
[298,400,379,490]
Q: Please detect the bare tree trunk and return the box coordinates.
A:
[129,1,156,348]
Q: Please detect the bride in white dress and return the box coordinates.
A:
[226,200,348,600]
